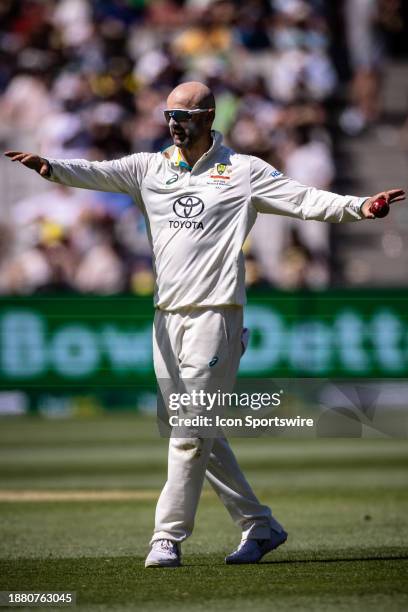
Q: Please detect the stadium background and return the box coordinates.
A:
[0,1,407,610]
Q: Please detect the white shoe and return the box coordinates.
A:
[225,528,288,564]
[145,539,181,568]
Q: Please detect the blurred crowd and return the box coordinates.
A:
[0,0,404,294]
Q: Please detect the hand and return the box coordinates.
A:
[361,189,405,219]
[4,151,50,177]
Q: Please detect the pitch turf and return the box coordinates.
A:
[0,415,407,611]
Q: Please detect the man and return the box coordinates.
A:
[5,81,405,568]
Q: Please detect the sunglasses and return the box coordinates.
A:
[164,108,214,123]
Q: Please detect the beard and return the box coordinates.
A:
[170,121,203,148]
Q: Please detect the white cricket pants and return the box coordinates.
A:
[151,305,283,544]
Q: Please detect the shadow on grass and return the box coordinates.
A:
[186,547,408,566]
[259,554,408,565]
[1,551,407,608]
[2,548,407,572]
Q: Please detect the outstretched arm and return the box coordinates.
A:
[250,156,405,222]
[4,151,148,195]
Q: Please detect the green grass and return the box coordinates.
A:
[0,415,407,611]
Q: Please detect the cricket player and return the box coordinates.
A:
[5,81,405,568]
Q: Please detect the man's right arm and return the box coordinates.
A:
[4,151,150,195]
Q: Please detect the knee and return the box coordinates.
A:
[171,437,204,458]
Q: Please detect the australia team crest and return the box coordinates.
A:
[209,163,232,186]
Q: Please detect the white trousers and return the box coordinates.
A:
[151,306,283,544]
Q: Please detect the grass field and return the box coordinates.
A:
[0,414,407,611]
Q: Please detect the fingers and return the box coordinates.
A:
[387,188,405,198]
[387,189,405,203]
[372,189,406,205]
[4,150,43,173]
[4,152,27,162]
[20,154,36,165]
[4,151,35,165]
[39,163,49,177]
[4,151,23,158]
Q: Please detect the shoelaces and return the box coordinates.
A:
[154,539,175,551]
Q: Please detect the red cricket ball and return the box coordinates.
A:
[369,196,390,218]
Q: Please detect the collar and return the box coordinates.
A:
[164,130,224,171]
[171,148,192,171]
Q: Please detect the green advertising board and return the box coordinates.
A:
[0,290,408,393]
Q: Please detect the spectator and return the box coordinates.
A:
[0,0,401,295]
[341,0,384,133]
[278,227,328,289]
[72,211,128,294]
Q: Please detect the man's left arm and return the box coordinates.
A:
[249,156,405,222]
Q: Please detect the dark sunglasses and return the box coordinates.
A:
[164,108,214,123]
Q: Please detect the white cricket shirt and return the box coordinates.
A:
[46,131,365,310]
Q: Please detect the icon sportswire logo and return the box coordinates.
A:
[173,195,204,219]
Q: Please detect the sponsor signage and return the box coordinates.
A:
[1,290,408,390]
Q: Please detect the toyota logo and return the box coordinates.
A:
[173,195,204,219]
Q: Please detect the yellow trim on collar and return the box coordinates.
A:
[172,148,192,170]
